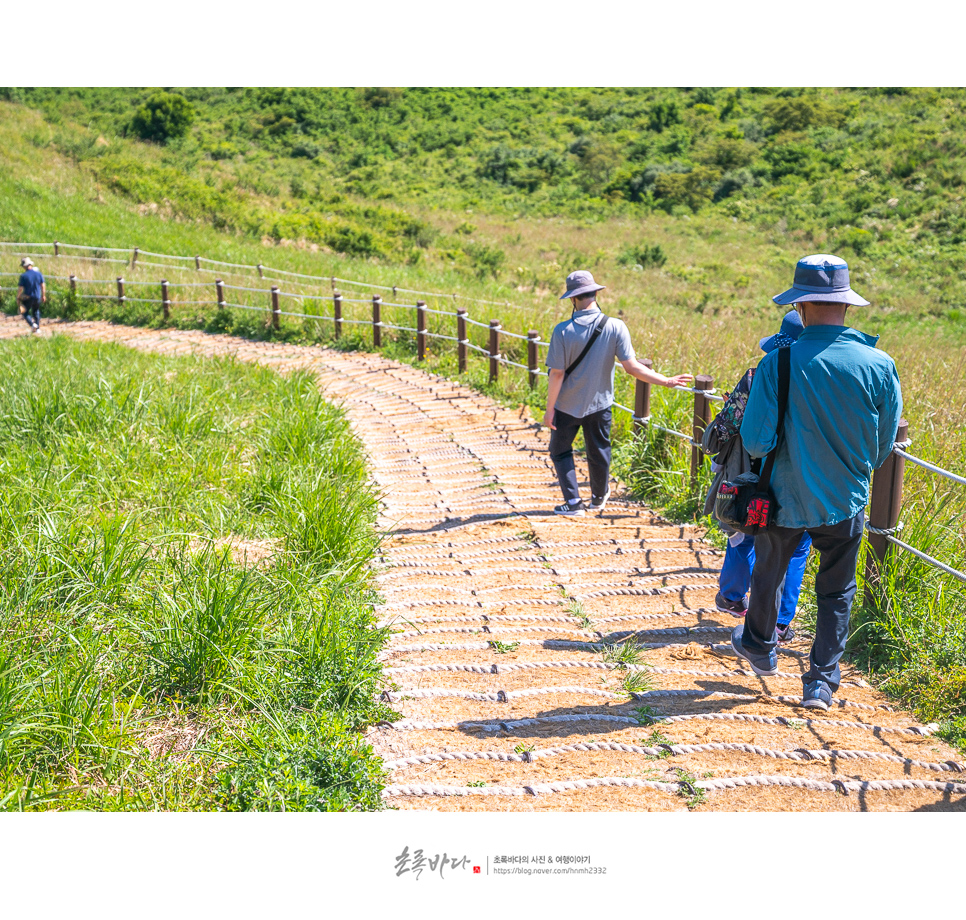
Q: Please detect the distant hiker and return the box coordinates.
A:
[17,257,46,334]
[544,270,693,517]
[702,309,811,643]
[731,254,902,711]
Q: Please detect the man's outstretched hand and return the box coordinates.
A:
[665,374,695,389]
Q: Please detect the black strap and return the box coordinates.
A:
[757,346,791,491]
[564,313,609,378]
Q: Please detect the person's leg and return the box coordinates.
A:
[719,533,754,602]
[21,298,34,329]
[740,525,804,656]
[778,532,812,627]
[581,407,612,500]
[548,409,582,504]
[802,513,864,693]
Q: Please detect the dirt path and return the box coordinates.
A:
[6,316,965,812]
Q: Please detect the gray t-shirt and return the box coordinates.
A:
[546,305,634,418]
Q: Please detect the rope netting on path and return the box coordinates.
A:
[3,315,963,813]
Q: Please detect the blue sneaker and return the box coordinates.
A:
[802,679,833,711]
[731,625,778,676]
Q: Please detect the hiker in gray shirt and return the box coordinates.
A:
[544,270,693,516]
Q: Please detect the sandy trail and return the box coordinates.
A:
[5,316,964,812]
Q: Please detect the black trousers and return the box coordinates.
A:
[548,406,612,503]
[21,297,40,328]
[744,511,865,692]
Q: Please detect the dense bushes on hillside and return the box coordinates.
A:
[6,86,966,283]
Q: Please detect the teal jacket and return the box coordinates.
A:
[740,325,902,528]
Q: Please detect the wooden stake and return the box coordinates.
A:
[416,300,426,361]
[690,375,714,490]
[634,359,653,438]
[271,287,280,330]
[457,309,467,373]
[333,291,343,340]
[865,418,909,608]
[372,295,382,348]
[489,320,500,384]
[161,280,170,319]
[527,330,540,389]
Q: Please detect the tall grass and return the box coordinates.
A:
[850,484,966,749]
[0,336,389,810]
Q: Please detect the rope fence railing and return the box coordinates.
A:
[3,240,963,593]
[1,239,520,308]
[1,247,732,479]
[863,419,966,596]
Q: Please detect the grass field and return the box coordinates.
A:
[0,336,390,810]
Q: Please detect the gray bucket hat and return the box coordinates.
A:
[759,309,804,353]
[773,253,869,306]
[559,269,605,300]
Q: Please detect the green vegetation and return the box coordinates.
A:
[1,86,965,758]
[0,336,389,810]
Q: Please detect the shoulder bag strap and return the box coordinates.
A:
[564,313,609,378]
[757,345,791,491]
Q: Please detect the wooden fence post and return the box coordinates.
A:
[489,320,500,384]
[416,300,426,361]
[161,280,170,320]
[372,295,382,348]
[271,286,280,330]
[527,330,540,388]
[132,247,139,269]
[864,418,909,607]
[116,277,125,307]
[195,255,201,270]
[333,291,342,340]
[456,309,468,374]
[54,241,60,257]
[257,264,264,279]
[690,375,714,490]
[69,275,77,297]
[216,279,226,309]
[634,359,653,438]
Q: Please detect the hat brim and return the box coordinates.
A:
[559,283,605,300]
[759,332,796,353]
[772,287,869,307]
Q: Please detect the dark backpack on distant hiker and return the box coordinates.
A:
[713,346,791,535]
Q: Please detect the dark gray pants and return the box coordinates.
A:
[549,406,612,504]
[744,511,865,693]
[21,297,40,328]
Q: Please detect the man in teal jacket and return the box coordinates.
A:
[732,254,902,710]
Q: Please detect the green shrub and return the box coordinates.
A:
[130,91,195,143]
[217,727,386,812]
[463,240,506,279]
[617,243,667,269]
